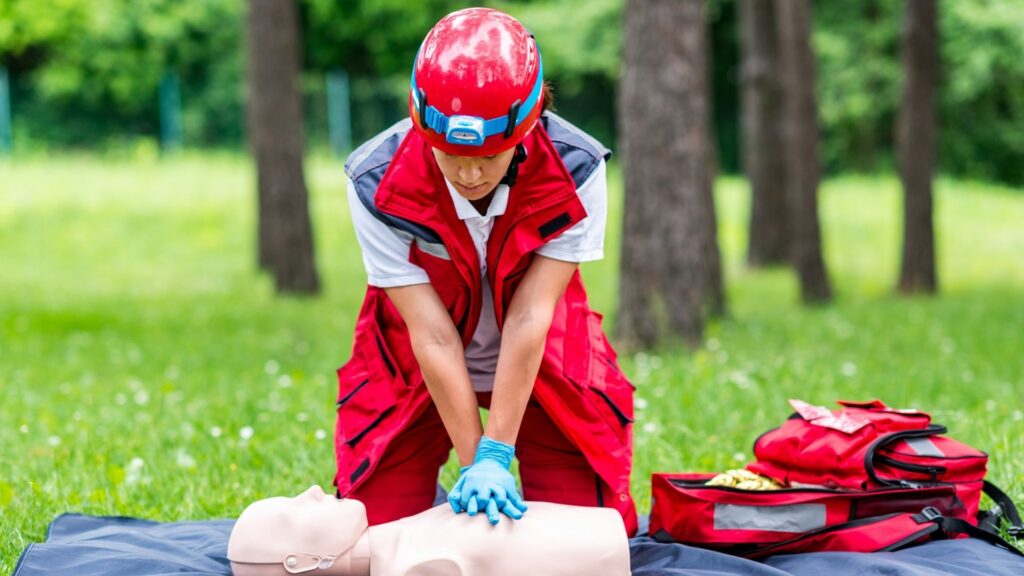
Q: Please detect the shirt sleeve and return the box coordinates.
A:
[535,159,608,263]
[347,178,431,288]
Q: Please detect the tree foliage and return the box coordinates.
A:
[938,0,1024,184]
[1,0,242,148]
[1,0,1023,184]
[814,0,1024,184]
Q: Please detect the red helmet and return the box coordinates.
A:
[409,8,544,157]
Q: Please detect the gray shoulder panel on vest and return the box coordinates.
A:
[542,112,612,189]
[344,118,411,181]
[344,119,441,244]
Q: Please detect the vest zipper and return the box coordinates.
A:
[375,333,396,377]
[336,379,369,408]
[593,388,633,426]
[346,406,395,448]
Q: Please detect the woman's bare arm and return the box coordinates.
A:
[384,283,483,466]
[486,255,579,444]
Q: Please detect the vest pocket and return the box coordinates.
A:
[562,304,593,386]
[364,319,408,390]
[588,311,635,431]
[563,307,635,436]
[335,330,403,447]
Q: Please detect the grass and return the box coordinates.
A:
[1,153,1023,569]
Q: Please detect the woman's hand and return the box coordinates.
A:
[447,436,528,524]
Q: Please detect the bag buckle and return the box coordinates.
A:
[920,506,943,522]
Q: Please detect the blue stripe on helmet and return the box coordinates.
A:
[410,46,544,142]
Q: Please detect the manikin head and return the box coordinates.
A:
[227,485,369,576]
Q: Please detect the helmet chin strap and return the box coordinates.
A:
[501,143,528,187]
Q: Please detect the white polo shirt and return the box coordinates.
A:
[347,159,607,392]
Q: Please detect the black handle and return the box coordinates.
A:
[864,424,948,488]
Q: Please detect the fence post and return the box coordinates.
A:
[326,68,351,158]
[159,71,183,151]
[0,66,12,155]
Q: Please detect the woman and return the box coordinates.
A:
[335,7,636,535]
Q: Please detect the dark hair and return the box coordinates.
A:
[542,80,556,113]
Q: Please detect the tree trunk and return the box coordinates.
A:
[704,18,726,318]
[618,0,723,348]
[246,0,320,294]
[775,0,831,303]
[740,0,788,267]
[897,0,938,294]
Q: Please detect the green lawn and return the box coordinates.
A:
[1,154,1023,569]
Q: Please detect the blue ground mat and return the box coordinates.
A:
[14,513,1024,576]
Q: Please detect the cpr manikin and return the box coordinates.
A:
[227,485,631,576]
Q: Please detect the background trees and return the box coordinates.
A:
[618,0,723,347]
[739,0,787,267]
[0,0,1019,311]
[897,0,939,294]
[246,0,319,293]
[0,1,1022,187]
[775,0,831,303]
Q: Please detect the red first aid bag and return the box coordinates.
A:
[747,399,988,519]
[649,399,1024,558]
[649,473,969,559]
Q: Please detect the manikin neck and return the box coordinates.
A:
[230,526,369,576]
[329,530,370,576]
[276,530,369,576]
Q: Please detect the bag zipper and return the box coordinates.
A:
[874,454,946,482]
[668,478,839,494]
[666,477,955,496]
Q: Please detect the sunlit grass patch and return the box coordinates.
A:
[1,154,1022,568]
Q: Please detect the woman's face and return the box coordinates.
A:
[432,146,517,200]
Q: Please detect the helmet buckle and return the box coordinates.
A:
[503,99,522,138]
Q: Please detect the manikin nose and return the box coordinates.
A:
[301,485,326,501]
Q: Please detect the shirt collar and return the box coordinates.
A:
[445,179,510,221]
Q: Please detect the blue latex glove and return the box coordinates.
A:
[447,436,528,525]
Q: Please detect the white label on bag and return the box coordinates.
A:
[714,503,827,532]
[904,437,944,457]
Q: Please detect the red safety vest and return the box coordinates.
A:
[334,120,637,535]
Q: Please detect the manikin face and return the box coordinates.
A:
[276,485,364,535]
[227,485,368,573]
[431,146,517,201]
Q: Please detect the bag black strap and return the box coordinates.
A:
[914,507,1024,557]
[650,529,676,544]
[978,480,1024,537]
[746,512,920,560]
[864,424,948,488]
